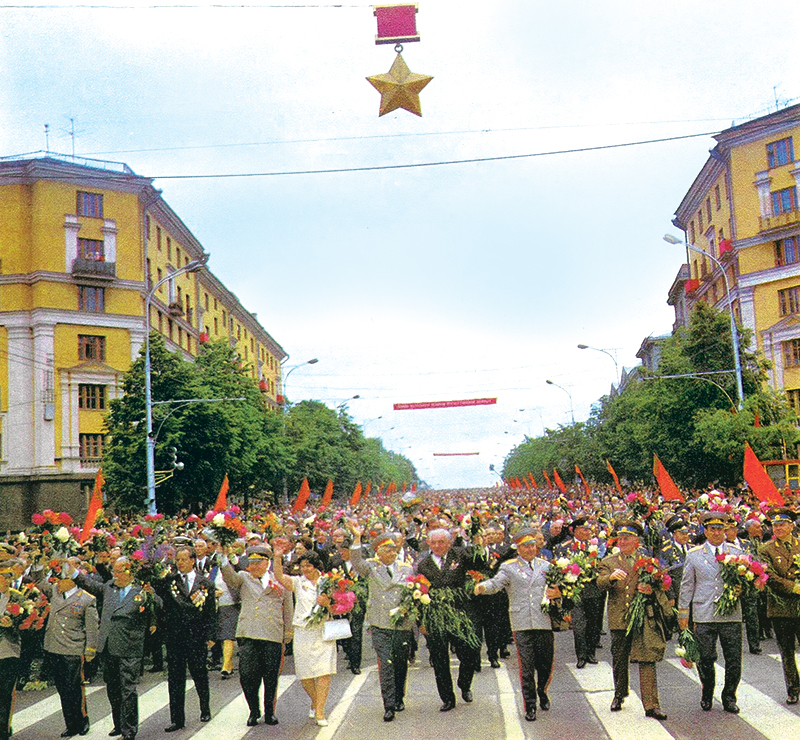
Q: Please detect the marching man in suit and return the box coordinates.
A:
[475,528,559,722]
[350,526,415,722]
[678,512,744,713]
[154,546,216,732]
[39,564,99,738]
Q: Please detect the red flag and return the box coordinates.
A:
[606,459,623,495]
[523,478,531,490]
[542,470,553,488]
[575,465,591,498]
[652,454,684,501]
[364,481,372,499]
[411,482,417,492]
[349,481,363,507]
[80,468,104,544]
[213,474,229,512]
[553,469,567,494]
[743,443,784,505]
[319,479,334,511]
[528,472,538,488]
[291,478,311,513]
[754,411,761,427]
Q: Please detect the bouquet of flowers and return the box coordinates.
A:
[715,552,768,616]
[625,557,672,636]
[464,569,487,596]
[390,574,431,627]
[0,583,50,636]
[417,586,480,649]
[27,510,74,559]
[306,568,358,627]
[542,557,586,613]
[675,628,702,668]
[205,506,247,546]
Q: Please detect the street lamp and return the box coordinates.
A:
[281,358,319,405]
[279,358,319,504]
[546,379,575,424]
[577,343,620,384]
[336,394,360,411]
[664,234,744,409]
[145,255,208,516]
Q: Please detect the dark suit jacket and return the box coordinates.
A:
[416,548,479,621]
[154,571,218,643]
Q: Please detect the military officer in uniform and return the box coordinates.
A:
[39,564,99,737]
[678,512,743,713]
[350,527,415,722]
[0,559,25,740]
[475,528,559,722]
[597,521,669,720]
[759,508,800,704]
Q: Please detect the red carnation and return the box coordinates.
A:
[58,512,73,525]
[6,603,21,617]
[31,514,45,525]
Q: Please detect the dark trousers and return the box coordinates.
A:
[0,657,18,740]
[166,639,210,725]
[103,653,140,739]
[48,652,88,733]
[238,638,282,719]
[513,630,554,712]
[609,630,659,710]
[695,621,742,706]
[340,611,364,670]
[772,617,800,697]
[426,630,478,704]
[483,593,510,660]
[742,593,761,651]
[371,627,412,710]
[572,596,603,661]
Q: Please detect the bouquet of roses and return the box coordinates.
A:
[28,510,74,560]
[464,569,487,596]
[0,583,50,636]
[625,556,672,636]
[675,628,702,668]
[715,552,768,616]
[389,574,431,628]
[542,557,585,613]
[205,506,247,546]
[306,568,358,627]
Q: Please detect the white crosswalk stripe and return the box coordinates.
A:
[89,679,194,735]
[494,662,525,740]
[12,685,104,732]
[314,666,374,739]
[666,658,800,737]
[568,661,673,740]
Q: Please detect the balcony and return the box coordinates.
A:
[167,302,184,317]
[760,209,800,233]
[72,257,116,280]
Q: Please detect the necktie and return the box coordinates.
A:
[714,547,720,558]
[387,566,393,579]
[183,574,189,590]
[786,541,793,552]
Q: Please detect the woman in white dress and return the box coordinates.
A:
[273,546,336,726]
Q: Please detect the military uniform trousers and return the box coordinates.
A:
[482,592,511,661]
[572,594,604,662]
[103,652,140,739]
[609,630,659,710]
[0,657,18,740]
[339,610,364,671]
[166,638,210,726]
[772,617,800,697]
[513,629,554,712]
[426,628,479,704]
[47,652,88,734]
[237,638,283,719]
[742,592,761,651]
[371,627,412,710]
[694,621,742,705]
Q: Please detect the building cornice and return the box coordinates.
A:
[0,270,143,291]
[737,262,800,290]
[673,155,726,229]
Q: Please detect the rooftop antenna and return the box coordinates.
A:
[44,123,50,153]
[69,118,75,158]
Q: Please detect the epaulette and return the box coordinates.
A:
[506,558,519,564]
[689,545,704,552]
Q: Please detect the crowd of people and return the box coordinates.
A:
[0,482,798,738]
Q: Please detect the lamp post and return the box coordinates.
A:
[281,358,319,405]
[664,234,744,410]
[577,343,620,384]
[280,358,319,504]
[336,394,360,411]
[145,256,208,516]
[546,379,575,424]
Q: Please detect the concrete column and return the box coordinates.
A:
[31,322,57,472]
[4,325,34,473]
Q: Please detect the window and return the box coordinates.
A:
[77,191,103,218]
[78,286,105,312]
[776,237,799,266]
[157,267,163,289]
[78,335,105,361]
[214,317,218,335]
[767,137,794,168]
[689,221,696,244]
[78,238,104,262]
[715,184,722,210]
[158,311,163,333]
[79,433,105,463]
[222,310,227,326]
[779,287,800,316]
[178,326,183,347]
[204,293,209,311]
[787,389,800,416]
[214,298,218,310]
[167,237,172,262]
[706,197,712,223]
[78,384,106,410]
[145,214,151,240]
[168,319,173,341]
[785,339,800,367]
[176,247,181,265]
[157,226,162,251]
[772,187,797,215]
[698,210,704,232]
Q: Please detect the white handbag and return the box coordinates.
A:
[322,619,352,641]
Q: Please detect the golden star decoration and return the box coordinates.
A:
[367,53,433,117]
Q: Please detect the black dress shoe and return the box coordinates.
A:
[246,714,260,726]
[538,693,550,711]
[723,702,740,714]
[525,708,537,721]
[645,708,668,720]
[500,649,511,658]
[394,701,405,712]
[750,647,763,655]
[383,709,395,722]
[440,700,456,712]
[788,693,800,705]
[200,713,211,722]
[586,656,598,664]
[700,699,712,711]
[351,667,361,675]
[61,731,76,738]
[490,659,501,668]
[461,689,473,703]
[610,696,623,711]
[164,724,184,733]
[576,658,587,669]
[78,720,90,737]
[264,715,279,725]
[109,731,122,738]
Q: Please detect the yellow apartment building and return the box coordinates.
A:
[668,104,800,408]
[0,153,286,526]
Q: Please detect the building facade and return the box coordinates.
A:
[0,153,286,526]
[668,104,800,409]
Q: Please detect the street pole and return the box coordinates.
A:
[546,379,575,424]
[280,358,319,505]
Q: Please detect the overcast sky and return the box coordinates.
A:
[2,1,798,489]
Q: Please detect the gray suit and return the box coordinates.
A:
[678,542,743,623]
